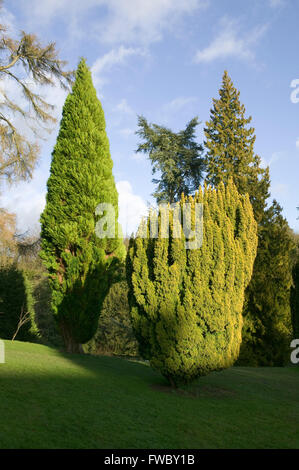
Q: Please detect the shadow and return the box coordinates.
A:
[0,340,298,449]
[0,265,37,342]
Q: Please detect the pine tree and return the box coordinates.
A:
[40,58,124,353]
[136,116,205,203]
[127,180,257,386]
[204,70,270,223]
[204,71,293,365]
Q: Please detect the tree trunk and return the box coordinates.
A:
[60,323,83,354]
[167,376,178,389]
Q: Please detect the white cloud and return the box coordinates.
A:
[131,153,146,162]
[91,46,146,87]
[114,98,134,115]
[272,182,288,197]
[118,128,135,138]
[260,151,284,168]
[0,72,68,156]
[0,3,17,33]
[16,0,207,45]
[96,0,207,45]
[1,168,47,233]
[269,0,285,7]
[2,177,148,238]
[116,180,147,236]
[296,138,299,149]
[163,96,197,112]
[194,17,268,64]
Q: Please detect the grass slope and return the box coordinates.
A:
[0,340,298,449]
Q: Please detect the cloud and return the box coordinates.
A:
[1,168,47,233]
[271,182,288,197]
[260,151,284,168]
[91,46,146,87]
[114,98,134,115]
[194,17,268,64]
[296,138,299,150]
[163,96,197,112]
[15,0,207,45]
[116,180,147,236]
[269,0,285,7]
[118,128,135,138]
[0,71,69,155]
[131,153,146,162]
[96,0,207,45]
[2,177,148,237]
[0,2,18,33]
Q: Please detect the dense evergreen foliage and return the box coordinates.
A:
[0,265,38,341]
[40,58,125,353]
[127,180,257,386]
[136,116,205,203]
[291,234,299,338]
[239,202,294,366]
[204,71,293,365]
[84,280,138,357]
[204,70,270,223]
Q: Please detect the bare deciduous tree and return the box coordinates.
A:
[11,305,30,341]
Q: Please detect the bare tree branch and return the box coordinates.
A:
[11,305,30,341]
[0,4,74,186]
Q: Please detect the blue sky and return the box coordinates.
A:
[1,0,299,235]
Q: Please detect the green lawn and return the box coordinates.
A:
[0,340,298,449]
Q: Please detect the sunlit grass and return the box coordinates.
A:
[0,340,298,449]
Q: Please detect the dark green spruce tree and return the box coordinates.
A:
[204,70,270,224]
[40,58,125,353]
[136,116,205,203]
[204,71,294,365]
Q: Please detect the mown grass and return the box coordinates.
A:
[0,340,298,449]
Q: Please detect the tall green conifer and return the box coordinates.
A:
[127,180,257,386]
[204,70,270,223]
[40,58,124,353]
[204,71,293,365]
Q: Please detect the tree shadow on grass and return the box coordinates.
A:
[1,341,299,449]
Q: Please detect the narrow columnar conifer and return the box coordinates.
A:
[40,58,124,353]
[127,180,257,386]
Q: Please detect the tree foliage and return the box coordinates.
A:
[0,207,16,264]
[0,0,73,186]
[127,180,257,386]
[204,70,270,224]
[136,116,205,203]
[291,232,299,339]
[204,71,293,365]
[84,279,138,357]
[0,264,39,341]
[40,58,125,353]
[239,201,294,366]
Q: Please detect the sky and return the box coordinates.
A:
[1,0,299,236]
